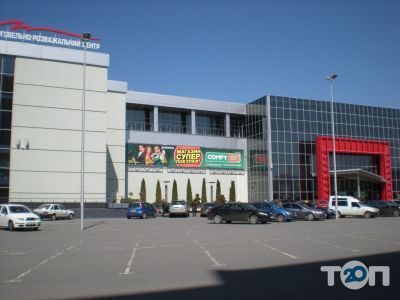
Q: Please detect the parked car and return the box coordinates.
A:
[34,204,75,220]
[252,201,295,222]
[207,202,270,224]
[0,204,41,231]
[304,203,336,219]
[365,200,400,217]
[281,202,326,221]
[328,196,379,218]
[169,200,189,217]
[127,202,157,219]
[200,203,216,217]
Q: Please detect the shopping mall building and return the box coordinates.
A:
[1,28,399,206]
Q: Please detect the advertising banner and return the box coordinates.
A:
[127,144,244,170]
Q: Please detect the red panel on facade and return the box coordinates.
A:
[316,136,392,206]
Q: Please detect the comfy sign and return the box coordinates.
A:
[206,152,241,164]
[0,20,101,49]
[174,145,203,168]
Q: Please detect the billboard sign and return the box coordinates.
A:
[127,143,244,170]
[0,20,101,50]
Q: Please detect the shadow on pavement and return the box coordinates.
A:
[69,251,399,300]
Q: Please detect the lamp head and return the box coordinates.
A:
[325,74,338,80]
[81,32,91,41]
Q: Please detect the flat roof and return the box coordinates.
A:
[331,169,386,183]
[127,91,246,114]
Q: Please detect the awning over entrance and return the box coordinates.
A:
[330,169,386,183]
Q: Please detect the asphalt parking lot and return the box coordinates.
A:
[1,216,399,300]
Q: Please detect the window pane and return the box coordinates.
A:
[0,111,12,129]
[0,149,10,168]
[0,93,12,110]
[1,75,14,92]
[2,56,15,74]
[0,130,10,147]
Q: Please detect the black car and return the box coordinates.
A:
[365,200,400,217]
[200,203,216,217]
[281,202,326,221]
[207,203,270,224]
[307,204,336,219]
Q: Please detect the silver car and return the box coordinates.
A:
[34,204,75,220]
[169,200,189,217]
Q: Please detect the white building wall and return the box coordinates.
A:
[9,57,108,203]
[106,91,126,202]
[127,170,248,203]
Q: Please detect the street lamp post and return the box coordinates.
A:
[80,32,91,231]
[208,181,216,202]
[163,181,170,203]
[325,74,339,220]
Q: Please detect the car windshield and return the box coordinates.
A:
[9,206,31,213]
[128,203,142,208]
[270,204,280,209]
[172,201,185,205]
[203,203,215,208]
[38,204,52,210]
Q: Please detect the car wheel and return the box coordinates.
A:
[226,220,232,224]
[306,213,315,221]
[68,214,73,220]
[249,215,259,224]
[364,211,372,218]
[8,221,15,231]
[337,211,342,218]
[213,215,223,224]
[169,214,173,218]
[142,213,147,219]
[127,216,131,219]
[51,214,56,221]
[34,227,39,231]
[277,214,285,223]
[261,221,267,224]
[393,210,400,217]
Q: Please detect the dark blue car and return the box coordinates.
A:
[252,202,296,222]
[127,202,157,219]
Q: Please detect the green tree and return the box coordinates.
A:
[216,180,221,200]
[229,181,236,202]
[155,180,162,206]
[201,178,207,203]
[172,179,178,201]
[186,179,193,206]
[215,194,226,205]
[140,178,146,202]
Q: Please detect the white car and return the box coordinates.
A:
[169,200,189,217]
[0,204,41,231]
[328,196,379,218]
[34,204,75,220]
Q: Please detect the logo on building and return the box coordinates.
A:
[0,20,101,50]
[321,260,390,290]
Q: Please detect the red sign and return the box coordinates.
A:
[174,145,203,168]
[0,20,100,40]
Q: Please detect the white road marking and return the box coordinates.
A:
[193,239,225,267]
[5,242,82,283]
[305,237,360,252]
[0,250,26,255]
[343,233,377,241]
[120,242,139,275]
[255,240,299,259]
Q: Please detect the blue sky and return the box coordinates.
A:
[1,0,399,108]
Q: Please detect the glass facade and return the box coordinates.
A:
[196,112,225,136]
[126,104,153,131]
[0,55,15,202]
[247,95,400,202]
[159,108,191,134]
